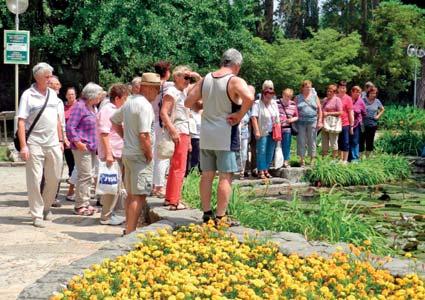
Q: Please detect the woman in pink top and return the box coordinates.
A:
[321,84,343,158]
[337,80,354,163]
[349,86,366,162]
[64,87,77,200]
[96,84,128,225]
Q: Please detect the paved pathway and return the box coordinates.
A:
[0,167,123,299]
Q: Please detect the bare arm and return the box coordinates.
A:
[227,77,254,126]
[375,106,385,119]
[57,115,64,145]
[139,132,152,163]
[185,79,203,109]
[100,133,114,166]
[112,123,124,138]
[251,116,260,140]
[160,95,179,143]
[17,118,29,161]
[316,98,323,128]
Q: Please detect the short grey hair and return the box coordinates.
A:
[131,76,142,87]
[220,48,243,67]
[32,62,54,77]
[81,82,104,101]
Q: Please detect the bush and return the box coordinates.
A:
[305,154,410,187]
[380,105,425,130]
[376,129,425,156]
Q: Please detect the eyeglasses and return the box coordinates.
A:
[184,76,191,81]
[264,91,275,95]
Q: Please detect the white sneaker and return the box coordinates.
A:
[100,214,125,226]
[33,218,46,228]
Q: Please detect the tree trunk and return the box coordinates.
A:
[360,0,368,43]
[418,56,425,109]
[263,0,274,42]
[81,49,99,84]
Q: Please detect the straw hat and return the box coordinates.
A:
[141,73,161,86]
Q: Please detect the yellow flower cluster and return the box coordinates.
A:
[51,223,424,300]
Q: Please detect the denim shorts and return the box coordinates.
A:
[200,149,238,173]
[338,125,350,151]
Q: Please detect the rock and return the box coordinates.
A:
[281,167,308,183]
[271,231,307,243]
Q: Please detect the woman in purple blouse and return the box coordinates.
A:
[66,83,104,216]
[349,86,366,162]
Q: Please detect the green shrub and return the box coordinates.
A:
[305,154,410,187]
[182,171,389,255]
[379,105,425,130]
[376,129,425,156]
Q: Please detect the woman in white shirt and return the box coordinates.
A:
[160,66,201,210]
[251,80,280,179]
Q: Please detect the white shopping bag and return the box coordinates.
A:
[273,142,284,169]
[96,161,120,195]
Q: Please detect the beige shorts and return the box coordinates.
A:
[122,155,153,195]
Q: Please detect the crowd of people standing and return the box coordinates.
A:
[16,49,385,232]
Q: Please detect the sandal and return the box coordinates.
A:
[163,200,171,206]
[168,203,187,211]
[259,172,266,179]
[74,206,95,216]
[265,171,272,178]
[152,190,166,198]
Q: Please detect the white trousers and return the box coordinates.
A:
[26,144,63,219]
[152,124,170,187]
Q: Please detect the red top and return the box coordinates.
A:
[338,94,353,127]
[64,102,76,123]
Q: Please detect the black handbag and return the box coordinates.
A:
[14,89,50,151]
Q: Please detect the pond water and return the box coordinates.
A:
[261,175,425,260]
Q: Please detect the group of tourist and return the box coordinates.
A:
[16,48,385,233]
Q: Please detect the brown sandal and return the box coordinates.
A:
[168,203,187,211]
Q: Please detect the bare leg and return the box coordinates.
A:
[332,150,338,159]
[126,194,147,234]
[216,172,233,217]
[67,184,75,196]
[341,151,349,162]
[200,171,215,212]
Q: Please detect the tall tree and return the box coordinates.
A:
[278,0,319,39]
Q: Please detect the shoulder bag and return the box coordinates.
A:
[157,89,176,159]
[14,89,50,151]
[323,115,342,133]
[266,104,282,142]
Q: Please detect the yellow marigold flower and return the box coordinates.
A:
[405,252,412,258]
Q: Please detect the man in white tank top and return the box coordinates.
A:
[185,48,254,225]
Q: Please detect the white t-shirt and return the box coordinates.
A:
[57,98,66,134]
[251,100,279,136]
[17,85,60,147]
[190,110,202,139]
[164,86,190,135]
[110,95,154,159]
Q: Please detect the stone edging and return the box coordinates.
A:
[0,161,25,167]
[18,197,425,300]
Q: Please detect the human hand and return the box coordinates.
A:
[20,146,29,161]
[255,131,261,140]
[144,150,153,164]
[374,115,380,120]
[76,142,87,152]
[350,127,354,135]
[188,143,192,153]
[227,112,243,126]
[170,130,180,144]
[64,137,70,148]
[317,122,323,129]
[106,155,115,167]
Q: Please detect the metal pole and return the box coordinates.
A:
[413,60,417,107]
[13,11,19,133]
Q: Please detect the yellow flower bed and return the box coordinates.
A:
[52,223,425,300]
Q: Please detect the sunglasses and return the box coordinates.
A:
[264,91,275,95]
[184,76,192,81]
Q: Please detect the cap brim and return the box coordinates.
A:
[141,82,161,86]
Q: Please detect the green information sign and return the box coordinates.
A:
[4,30,30,64]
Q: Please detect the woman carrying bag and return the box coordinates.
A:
[251,80,281,179]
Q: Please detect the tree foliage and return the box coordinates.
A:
[242,29,362,94]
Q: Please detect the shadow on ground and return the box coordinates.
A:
[62,231,119,242]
